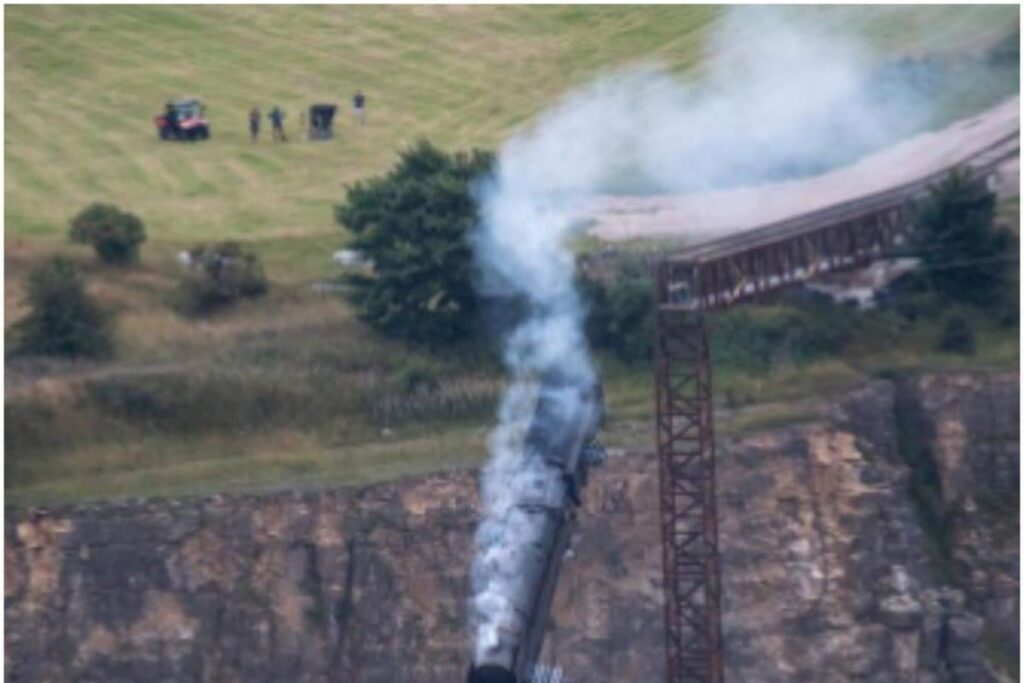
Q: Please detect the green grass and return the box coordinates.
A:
[5,6,1018,280]
[4,6,1020,505]
[6,295,1018,506]
[5,6,719,250]
[4,425,490,506]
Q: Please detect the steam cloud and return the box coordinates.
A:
[468,6,940,661]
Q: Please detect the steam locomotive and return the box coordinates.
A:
[467,372,605,683]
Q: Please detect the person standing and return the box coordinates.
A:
[352,90,366,126]
[268,106,287,142]
[249,106,261,142]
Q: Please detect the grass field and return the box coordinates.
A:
[5,5,1018,280]
[4,5,1020,504]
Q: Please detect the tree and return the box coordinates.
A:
[335,140,494,347]
[180,241,268,315]
[69,203,147,265]
[581,274,655,362]
[913,169,1009,306]
[15,257,113,358]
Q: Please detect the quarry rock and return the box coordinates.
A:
[5,373,1017,682]
[896,372,1020,676]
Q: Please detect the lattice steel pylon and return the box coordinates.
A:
[647,137,1018,683]
[654,265,724,683]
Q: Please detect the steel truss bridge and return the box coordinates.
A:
[653,130,1019,683]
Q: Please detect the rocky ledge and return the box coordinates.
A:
[5,372,1017,682]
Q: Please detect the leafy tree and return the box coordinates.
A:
[69,203,147,265]
[15,257,113,358]
[335,140,494,347]
[180,241,268,315]
[581,274,655,362]
[913,169,1009,306]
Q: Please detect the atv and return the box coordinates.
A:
[307,104,337,140]
[155,98,210,141]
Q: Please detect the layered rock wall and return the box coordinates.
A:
[5,373,1017,682]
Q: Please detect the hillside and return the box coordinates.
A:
[5,5,1018,282]
[4,6,1019,505]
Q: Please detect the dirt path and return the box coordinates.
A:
[588,95,1019,244]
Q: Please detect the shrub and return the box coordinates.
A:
[335,140,494,348]
[711,310,790,373]
[69,203,147,265]
[785,298,857,361]
[938,315,975,355]
[84,369,317,435]
[711,300,856,373]
[887,284,944,322]
[580,273,655,363]
[14,256,114,358]
[180,241,268,315]
[913,169,1009,306]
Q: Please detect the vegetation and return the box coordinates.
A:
[891,382,958,582]
[13,256,114,358]
[3,7,1019,504]
[69,203,147,265]
[581,273,655,363]
[180,241,268,315]
[336,141,493,347]
[581,265,856,370]
[5,6,1017,285]
[938,314,976,355]
[912,169,1010,306]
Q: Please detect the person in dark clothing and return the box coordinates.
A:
[249,106,261,142]
[165,102,178,128]
[268,106,287,142]
[352,91,366,126]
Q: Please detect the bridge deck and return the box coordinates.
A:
[670,130,1019,265]
[590,96,1019,249]
[654,106,1018,312]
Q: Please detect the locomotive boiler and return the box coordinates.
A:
[468,371,605,683]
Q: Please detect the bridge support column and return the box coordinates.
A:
[654,304,724,683]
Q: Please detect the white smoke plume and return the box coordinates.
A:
[468,6,938,662]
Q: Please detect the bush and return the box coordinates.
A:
[710,310,790,373]
[583,274,655,363]
[579,269,656,363]
[913,169,1009,306]
[335,140,494,348]
[710,300,856,373]
[180,241,268,315]
[887,283,944,322]
[938,315,975,355]
[14,256,114,358]
[786,298,858,360]
[69,203,147,265]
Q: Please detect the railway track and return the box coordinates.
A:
[671,129,1019,266]
[659,126,1019,312]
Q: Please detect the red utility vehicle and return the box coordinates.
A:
[155,98,210,141]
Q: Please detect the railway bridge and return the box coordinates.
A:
[652,129,1019,683]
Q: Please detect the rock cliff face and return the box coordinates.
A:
[896,373,1020,672]
[5,373,1017,683]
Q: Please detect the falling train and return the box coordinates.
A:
[467,372,606,683]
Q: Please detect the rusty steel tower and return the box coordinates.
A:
[651,133,1017,683]
[654,299,723,683]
